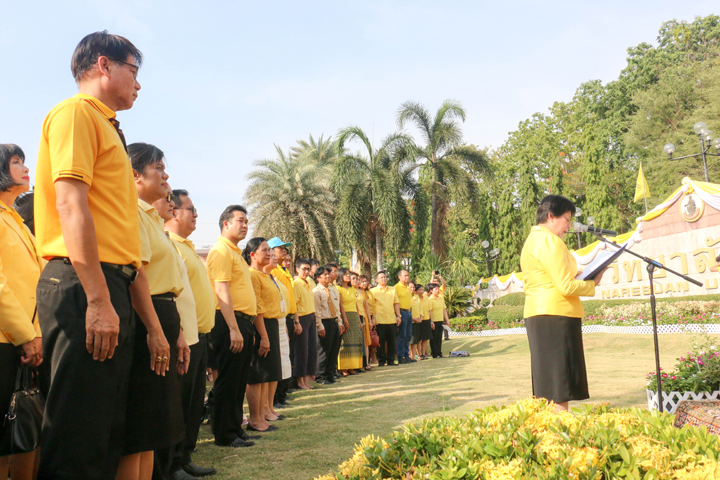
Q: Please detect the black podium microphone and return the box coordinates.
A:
[572,222,618,237]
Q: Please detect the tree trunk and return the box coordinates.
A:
[375,227,383,273]
[430,164,438,256]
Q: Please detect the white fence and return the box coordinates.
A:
[448,323,720,337]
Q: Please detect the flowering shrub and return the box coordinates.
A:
[584,301,720,327]
[315,398,720,479]
[646,334,720,393]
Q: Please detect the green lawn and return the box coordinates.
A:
[192,332,717,479]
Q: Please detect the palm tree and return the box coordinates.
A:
[245,145,337,261]
[334,126,415,272]
[397,100,491,257]
[291,134,337,166]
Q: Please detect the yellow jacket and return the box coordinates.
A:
[0,200,43,345]
[520,225,595,318]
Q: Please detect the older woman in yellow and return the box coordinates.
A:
[520,195,605,412]
[0,144,43,480]
[336,269,364,375]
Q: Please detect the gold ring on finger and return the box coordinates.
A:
[156,356,163,362]
[162,356,168,362]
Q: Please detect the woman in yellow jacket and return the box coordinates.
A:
[520,195,605,412]
[0,144,43,480]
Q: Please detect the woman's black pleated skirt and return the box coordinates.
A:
[419,319,433,341]
[248,317,282,384]
[124,295,185,454]
[410,322,421,344]
[525,315,589,403]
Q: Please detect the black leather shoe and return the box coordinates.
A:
[215,438,255,448]
[240,432,261,441]
[269,414,285,421]
[387,362,398,366]
[316,378,333,385]
[377,362,386,367]
[333,372,342,379]
[273,402,286,409]
[409,358,417,363]
[353,369,364,374]
[171,469,201,480]
[247,423,279,432]
[182,462,217,477]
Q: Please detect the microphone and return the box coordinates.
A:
[573,222,618,237]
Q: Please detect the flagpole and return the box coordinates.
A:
[644,194,648,214]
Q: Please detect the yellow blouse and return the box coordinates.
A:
[420,296,431,321]
[293,277,315,316]
[520,225,595,318]
[336,285,358,313]
[366,289,376,315]
[249,268,283,319]
[429,296,446,322]
[411,294,423,320]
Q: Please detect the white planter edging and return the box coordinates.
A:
[646,389,720,414]
[448,324,720,337]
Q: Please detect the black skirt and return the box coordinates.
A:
[526,315,589,403]
[248,317,282,384]
[0,343,20,457]
[124,295,185,454]
[410,323,421,344]
[419,319,433,341]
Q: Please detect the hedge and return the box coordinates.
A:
[316,398,720,479]
[491,292,525,306]
[486,305,524,326]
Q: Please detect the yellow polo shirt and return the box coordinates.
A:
[277,280,290,319]
[336,286,358,313]
[168,232,215,334]
[369,285,399,325]
[429,296,447,322]
[394,282,412,310]
[175,258,199,345]
[249,268,283,319]
[138,200,183,297]
[307,276,317,290]
[35,93,141,268]
[293,277,316,316]
[272,266,296,314]
[366,289,376,315]
[411,294,423,320]
[0,201,43,345]
[420,296,430,321]
[206,236,257,316]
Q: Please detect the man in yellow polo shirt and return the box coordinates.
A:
[165,189,218,477]
[394,270,415,364]
[206,205,257,448]
[292,259,318,390]
[34,31,144,480]
[370,271,401,366]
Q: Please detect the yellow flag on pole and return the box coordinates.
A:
[634,162,650,203]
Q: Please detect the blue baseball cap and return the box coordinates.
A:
[267,237,292,249]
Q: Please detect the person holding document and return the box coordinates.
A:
[520,195,606,412]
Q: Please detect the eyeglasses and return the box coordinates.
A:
[166,194,174,203]
[173,206,197,215]
[113,59,139,79]
[300,267,311,272]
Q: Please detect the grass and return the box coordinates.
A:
[193,332,719,479]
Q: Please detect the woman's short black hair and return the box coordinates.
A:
[314,266,329,282]
[242,237,267,265]
[128,142,164,177]
[0,144,25,192]
[71,30,143,82]
[536,195,576,225]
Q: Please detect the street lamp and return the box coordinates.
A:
[664,121,720,182]
[481,241,500,275]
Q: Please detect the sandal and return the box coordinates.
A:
[364,365,373,371]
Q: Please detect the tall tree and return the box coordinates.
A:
[291,133,337,166]
[334,126,415,272]
[397,100,491,258]
[245,145,337,261]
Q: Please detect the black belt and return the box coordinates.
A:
[152,292,176,302]
[234,311,255,322]
[400,308,411,312]
[50,257,137,284]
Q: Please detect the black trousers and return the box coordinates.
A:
[376,323,396,365]
[210,311,254,445]
[170,334,208,471]
[318,319,340,380]
[37,259,135,480]
[431,321,444,357]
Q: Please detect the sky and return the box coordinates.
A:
[1,0,717,249]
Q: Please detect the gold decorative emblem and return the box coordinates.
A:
[679,192,704,223]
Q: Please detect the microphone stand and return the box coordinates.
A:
[589,232,703,413]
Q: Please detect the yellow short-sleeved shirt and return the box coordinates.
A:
[369,285,399,325]
[35,94,141,268]
[277,279,290,319]
[174,256,199,345]
[168,232,215,334]
[411,294,423,320]
[249,268,282,319]
[272,266,296,314]
[394,282,412,310]
[138,200,183,297]
[420,296,430,321]
[366,289,376,315]
[293,277,315,316]
[206,236,257,316]
[336,285,358,313]
[307,276,317,290]
[429,296,447,322]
